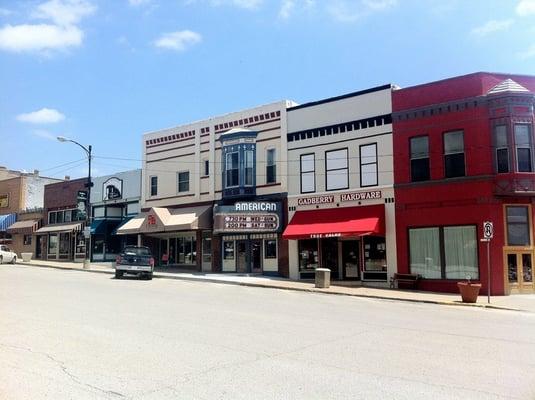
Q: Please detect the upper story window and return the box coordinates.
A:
[245,150,254,186]
[494,125,509,173]
[410,136,430,181]
[226,152,239,188]
[300,153,315,193]
[515,124,533,172]
[360,143,378,187]
[326,148,349,191]
[266,149,276,184]
[444,130,465,178]
[178,171,190,192]
[48,209,81,224]
[506,205,530,246]
[150,176,158,196]
[203,160,209,177]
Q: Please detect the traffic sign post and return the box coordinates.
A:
[481,221,493,304]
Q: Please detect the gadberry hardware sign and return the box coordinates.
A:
[213,202,281,233]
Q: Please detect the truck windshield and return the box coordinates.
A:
[123,247,151,256]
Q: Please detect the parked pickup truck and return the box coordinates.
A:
[115,246,155,280]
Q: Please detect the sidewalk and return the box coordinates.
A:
[10,260,535,313]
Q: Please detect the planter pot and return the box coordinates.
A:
[457,282,482,303]
[21,252,33,262]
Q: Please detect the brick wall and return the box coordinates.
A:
[43,178,86,222]
[0,177,23,214]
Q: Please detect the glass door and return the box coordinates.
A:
[342,240,360,280]
[202,235,212,272]
[251,240,262,273]
[236,240,247,273]
[506,252,534,293]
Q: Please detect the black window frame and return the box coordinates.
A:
[493,124,509,174]
[359,143,378,187]
[410,135,430,182]
[443,130,465,178]
[325,148,349,191]
[266,148,276,184]
[514,123,533,173]
[264,239,277,259]
[203,159,209,177]
[177,171,190,193]
[225,151,240,188]
[300,153,316,194]
[506,205,531,246]
[150,176,158,197]
[244,150,254,187]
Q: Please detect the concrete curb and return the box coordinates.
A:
[13,262,528,313]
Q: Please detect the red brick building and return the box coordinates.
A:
[393,72,535,295]
[35,178,88,261]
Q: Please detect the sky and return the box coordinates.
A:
[1,0,534,180]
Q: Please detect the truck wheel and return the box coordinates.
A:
[115,270,123,279]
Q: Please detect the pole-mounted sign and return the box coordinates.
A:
[483,221,494,239]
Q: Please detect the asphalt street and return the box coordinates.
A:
[1,264,534,400]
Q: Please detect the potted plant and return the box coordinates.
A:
[457,275,481,303]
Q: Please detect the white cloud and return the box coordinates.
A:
[32,0,96,26]
[128,0,152,6]
[278,0,316,19]
[31,129,57,141]
[518,44,535,59]
[516,0,535,16]
[0,24,82,53]
[0,0,95,54]
[327,0,397,23]
[471,19,514,37]
[185,0,263,10]
[154,30,202,51]
[17,108,66,124]
[279,0,295,19]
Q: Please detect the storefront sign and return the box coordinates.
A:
[214,202,282,233]
[0,194,8,208]
[340,190,382,202]
[147,214,156,225]
[297,190,382,207]
[297,195,334,206]
[103,177,123,201]
[235,202,277,212]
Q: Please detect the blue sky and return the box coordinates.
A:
[1,0,534,179]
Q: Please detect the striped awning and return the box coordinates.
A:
[7,219,40,234]
[35,222,84,234]
[0,213,16,232]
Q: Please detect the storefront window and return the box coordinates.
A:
[409,228,441,278]
[298,239,318,271]
[48,234,58,254]
[264,239,277,259]
[59,233,70,255]
[506,206,530,246]
[224,240,235,260]
[409,225,479,279]
[363,236,387,272]
[23,235,32,245]
[444,226,478,279]
[75,232,85,255]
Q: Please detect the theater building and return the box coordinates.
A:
[284,85,397,283]
[89,169,141,261]
[393,72,535,295]
[120,100,295,275]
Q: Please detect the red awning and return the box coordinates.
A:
[283,204,385,240]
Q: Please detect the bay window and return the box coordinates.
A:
[226,152,239,187]
[494,125,509,173]
[515,124,533,172]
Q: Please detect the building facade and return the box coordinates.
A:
[89,169,141,261]
[284,85,397,284]
[393,72,535,295]
[119,100,295,276]
[34,178,88,261]
[0,171,62,255]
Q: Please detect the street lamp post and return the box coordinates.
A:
[57,136,92,268]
